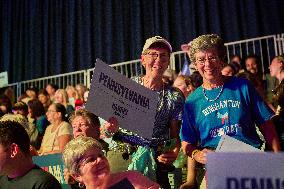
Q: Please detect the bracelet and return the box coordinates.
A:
[185,144,198,157]
[191,149,200,160]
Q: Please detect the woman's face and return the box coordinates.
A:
[46,85,55,96]
[76,86,85,97]
[66,89,74,99]
[46,104,60,123]
[195,49,224,84]
[28,107,33,118]
[270,58,282,77]
[141,47,170,77]
[75,147,110,187]
[173,77,194,97]
[72,116,100,139]
[245,58,258,74]
[54,92,64,104]
[38,94,48,104]
[221,65,234,76]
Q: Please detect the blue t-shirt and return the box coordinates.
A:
[180,76,274,149]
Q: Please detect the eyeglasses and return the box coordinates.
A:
[72,123,90,130]
[47,110,57,113]
[196,56,218,65]
[77,152,105,171]
[147,52,169,61]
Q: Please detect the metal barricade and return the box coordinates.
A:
[276,33,284,55]
[86,59,143,88]
[170,51,187,73]
[2,33,284,100]
[170,34,284,74]
[225,35,278,74]
[1,83,20,103]
[110,59,143,78]
[19,70,87,96]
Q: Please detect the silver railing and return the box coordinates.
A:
[19,70,86,96]
[1,33,284,99]
[86,59,142,88]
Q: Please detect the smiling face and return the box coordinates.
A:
[74,147,110,187]
[46,104,60,123]
[38,94,48,104]
[173,76,195,97]
[270,57,283,77]
[194,48,224,85]
[141,47,170,78]
[221,65,234,76]
[245,57,258,74]
[54,91,64,104]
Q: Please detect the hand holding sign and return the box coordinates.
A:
[85,59,158,139]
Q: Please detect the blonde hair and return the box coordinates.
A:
[275,55,284,64]
[55,89,69,106]
[65,85,79,99]
[0,114,38,144]
[189,34,226,63]
[62,136,102,175]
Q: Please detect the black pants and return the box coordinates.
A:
[156,161,175,189]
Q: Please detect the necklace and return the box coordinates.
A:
[142,76,163,91]
[202,85,224,102]
[141,76,165,110]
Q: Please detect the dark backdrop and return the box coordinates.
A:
[1,0,284,83]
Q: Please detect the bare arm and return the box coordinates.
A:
[181,141,213,165]
[179,157,196,189]
[157,120,181,164]
[258,119,281,152]
[58,134,72,152]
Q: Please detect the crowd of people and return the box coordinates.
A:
[0,34,283,189]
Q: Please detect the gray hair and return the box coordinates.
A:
[62,136,102,175]
[189,34,226,64]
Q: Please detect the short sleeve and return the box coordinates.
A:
[58,122,73,137]
[180,103,199,144]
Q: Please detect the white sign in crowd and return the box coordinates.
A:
[86,59,158,139]
[207,135,284,189]
[0,71,8,88]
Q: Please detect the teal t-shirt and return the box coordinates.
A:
[35,115,49,135]
[180,76,274,149]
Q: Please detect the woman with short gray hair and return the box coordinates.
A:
[63,136,160,189]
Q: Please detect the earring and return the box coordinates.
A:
[78,182,85,188]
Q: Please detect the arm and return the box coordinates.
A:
[42,134,72,155]
[182,141,213,165]
[157,120,181,164]
[179,157,196,189]
[58,134,72,152]
[258,119,281,152]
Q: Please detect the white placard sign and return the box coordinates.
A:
[216,135,261,152]
[0,71,8,88]
[85,59,158,139]
[207,153,284,189]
